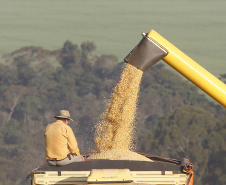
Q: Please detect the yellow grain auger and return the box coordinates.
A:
[125,30,226,108]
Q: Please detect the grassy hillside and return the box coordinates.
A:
[1,0,226,76]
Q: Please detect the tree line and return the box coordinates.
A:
[0,40,225,185]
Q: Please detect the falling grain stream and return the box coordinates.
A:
[89,64,151,161]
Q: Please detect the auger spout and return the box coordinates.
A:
[124,33,168,71]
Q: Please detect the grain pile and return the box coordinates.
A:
[89,64,151,161]
[89,149,151,161]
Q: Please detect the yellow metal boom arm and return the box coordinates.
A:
[125,30,226,107]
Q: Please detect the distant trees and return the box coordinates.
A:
[60,41,81,69]
[4,85,31,122]
[139,105,224,185]
[220,73,226,83]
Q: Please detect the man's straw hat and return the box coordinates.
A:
[54,110,73,121]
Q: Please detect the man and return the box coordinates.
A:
[45,110,84,166]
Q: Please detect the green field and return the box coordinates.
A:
[1,0,226,76]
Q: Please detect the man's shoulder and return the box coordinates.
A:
[64,124,72,130]
[46,120,58,126]
[45,120,72,131]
